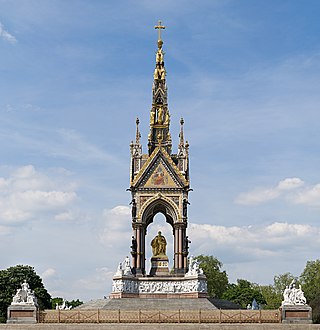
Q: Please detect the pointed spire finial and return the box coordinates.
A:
[179,117,185,146]
[135,117,141,144]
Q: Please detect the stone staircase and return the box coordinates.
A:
[77,298,217,310]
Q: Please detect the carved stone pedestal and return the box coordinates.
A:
[111,274,208,299]
[281,305,312,324]
[149,256,169,276]
[7,305,38,324]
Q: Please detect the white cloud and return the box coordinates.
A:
[55,129,118,164]
[100,206,131,249]
[235,177,305,205]
[189,221,320,264]
[54,211,76,222]
[293,184,320,206]
[235,188,280,205]
[42,268,56,280]
[0,22,17,44]
[0,165,78,225]
[277,178,304,191]
[75,267,114,292]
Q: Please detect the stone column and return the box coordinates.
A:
[174,227,179,270]
[178,227,183,269]
[136,226,141,274]
[141,226,146,274]
[131,229,137,269]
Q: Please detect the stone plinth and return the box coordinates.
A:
[111,274,207,299]
[281,305,312,324]
[7,305,38,324]
[149,256,169,276]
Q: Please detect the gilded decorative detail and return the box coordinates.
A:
[139,196,150,208]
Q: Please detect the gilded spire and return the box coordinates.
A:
[148,20,171,155]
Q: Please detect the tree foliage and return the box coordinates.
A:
[300,260,320,303]
[67,299,83,309]
[259,285,281,309]
[273,272,296,295]
[51,297,83,309]
[51,297,64,309]
[300,260,320,323]
[195,255,229,298]
[0,265,51,322]
[222,279,266,308]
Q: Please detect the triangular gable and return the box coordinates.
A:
[143,159,178,188]
[131,147,188,188]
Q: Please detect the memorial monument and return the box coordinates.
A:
[281,279,312,324]
[7,280,38,324]
[111,21,207,299]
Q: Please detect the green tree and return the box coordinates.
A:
[51,298,83,309]
[259,285,281,309]
[222,279,266,308]
[0,265,51,322]
[273,272,295,296]
[300,260,320,323]
[195,255,228,298]
[51,297,63,309]
[300,260,320,303]
[67,299,83,309]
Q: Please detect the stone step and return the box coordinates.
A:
[77,298,217,310]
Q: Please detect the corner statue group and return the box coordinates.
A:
[151,231,167,257]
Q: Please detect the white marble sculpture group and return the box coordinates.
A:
[115,256,133,277]
[282,279,307,306]
[185,256,204,276]
[11,280,38,306]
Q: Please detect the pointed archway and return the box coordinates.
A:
[132,195,188,275]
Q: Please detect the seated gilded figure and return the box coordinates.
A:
[151,231,167,257]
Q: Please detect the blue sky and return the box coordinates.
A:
[1,0,320,301]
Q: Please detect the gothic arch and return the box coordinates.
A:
[140,194,179,228]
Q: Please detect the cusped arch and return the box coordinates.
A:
[140,193,179,228]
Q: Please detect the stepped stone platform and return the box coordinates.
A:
[77,298,217,310]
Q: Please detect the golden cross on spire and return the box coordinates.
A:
[155,20,165,40]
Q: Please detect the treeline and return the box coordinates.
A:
[196,255,320,323]
[0,265,82,323]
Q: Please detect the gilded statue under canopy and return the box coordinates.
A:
[157,106,164,124]
[154,65,166,80]
[151,231,167,257]
[150,110,155,125]
[164,110,170,125]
